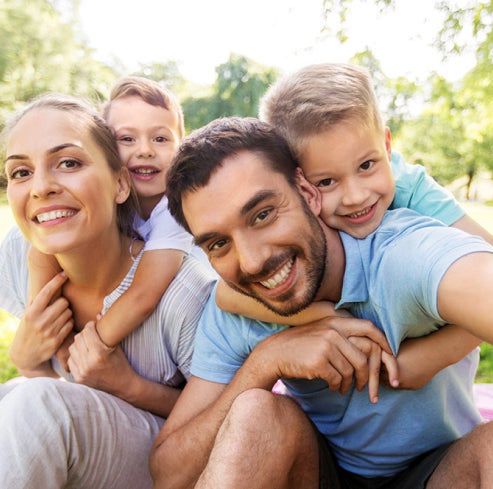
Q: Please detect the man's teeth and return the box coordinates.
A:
[36,210,76,223]
[260,259,294,289]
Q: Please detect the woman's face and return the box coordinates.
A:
[4,107,129,255]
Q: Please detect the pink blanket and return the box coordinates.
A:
[473,383,493,421]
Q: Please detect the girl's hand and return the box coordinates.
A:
[9,272,73,374]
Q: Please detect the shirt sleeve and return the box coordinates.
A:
[0,226,29,319]
[137,196,193,253]
[390,151,465,225]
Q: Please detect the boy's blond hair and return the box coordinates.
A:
[102,76,185,139]
[260,63,384,158]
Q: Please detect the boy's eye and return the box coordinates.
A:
[117,136,134,143]
[155,136,168,143]
[360,160,374,170]
[317,178,334,188]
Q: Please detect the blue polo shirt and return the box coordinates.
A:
[191,208,492,477]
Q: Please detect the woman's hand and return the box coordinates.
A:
[9,272,73,376]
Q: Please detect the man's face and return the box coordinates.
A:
[182,150,327,316]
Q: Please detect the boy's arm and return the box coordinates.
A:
[216,279,351,324]
[451,214,493,246]
[381,325,481,390]
[96,248,184,347]
[67,322,181,417]
[27,246,62,302]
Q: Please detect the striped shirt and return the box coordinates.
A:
[0,226,217,386]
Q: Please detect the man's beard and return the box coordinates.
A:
[229,196,327,316]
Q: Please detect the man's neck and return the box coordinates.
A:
[315,224,346,303]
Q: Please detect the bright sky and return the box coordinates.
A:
[78,0,475,85]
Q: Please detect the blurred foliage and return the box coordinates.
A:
[0,310,18,383]
[0,0,491,192]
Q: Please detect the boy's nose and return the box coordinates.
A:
[137,140,155,158]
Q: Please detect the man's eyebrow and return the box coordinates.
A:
[240,190,277,216]
[194,232,219,248]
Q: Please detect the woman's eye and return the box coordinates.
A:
[317,178,334,188]
[60,160,81,169]
[9,168,31,180]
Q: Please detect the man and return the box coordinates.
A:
[150,117,493,489]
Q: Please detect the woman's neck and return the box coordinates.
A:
[56,232,142,328]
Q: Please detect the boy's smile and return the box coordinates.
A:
[300,119,395,239]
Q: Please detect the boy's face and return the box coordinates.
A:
[106,95,181,215]
[300,120,394,239]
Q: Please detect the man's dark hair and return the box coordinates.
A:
[166,117,299,233]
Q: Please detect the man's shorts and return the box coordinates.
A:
[316,428,454,489]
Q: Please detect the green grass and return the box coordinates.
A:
[0,194,493,383]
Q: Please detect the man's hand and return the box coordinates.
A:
[251,317,397,402]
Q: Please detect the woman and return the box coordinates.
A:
[0,94,216,488]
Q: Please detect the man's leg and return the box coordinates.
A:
[0,377,164,489]
[195,388,320,489]
[427,421,493,489]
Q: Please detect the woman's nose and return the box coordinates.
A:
[30,169,62,199]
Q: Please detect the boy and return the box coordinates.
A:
[217,63,493,393]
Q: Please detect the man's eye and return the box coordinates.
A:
[317,178,334,188]
[254,209,271,223]
[209,239,227,251]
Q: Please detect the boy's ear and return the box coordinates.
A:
[115,167,132,204]
[294,167,322,216]
[384,127,392,160]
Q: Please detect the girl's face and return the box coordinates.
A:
[5,107,130,255]
[300,119,395,239]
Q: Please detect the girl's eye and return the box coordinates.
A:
[155,136,167,143]
[317,178,334,188]
[60,160,81,170]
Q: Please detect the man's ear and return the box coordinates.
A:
[294,167,322,216]
[115,167,132,204]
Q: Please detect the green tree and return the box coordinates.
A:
[182,54,280,133]
[0,0,115,125]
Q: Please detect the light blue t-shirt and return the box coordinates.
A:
[390,151,464,225]
[192,208,492,477]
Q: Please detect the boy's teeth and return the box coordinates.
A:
[348,207,371,218]
[260,258,294,289]
[36,210,75,223]
[134,168,158,174]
